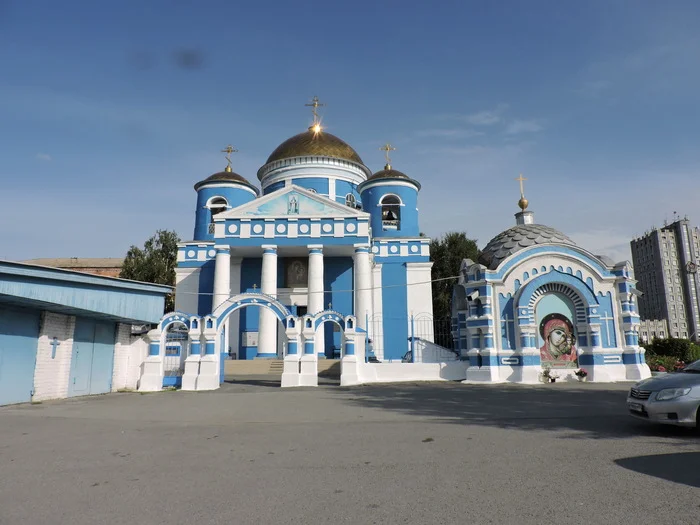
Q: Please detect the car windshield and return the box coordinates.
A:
[682,359,700,373]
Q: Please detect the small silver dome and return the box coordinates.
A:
[478,224,576,270]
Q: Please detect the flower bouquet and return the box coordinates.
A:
[574,368,588,382]
[541,367,559,383]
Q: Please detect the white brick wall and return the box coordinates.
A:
[32,312,75,402]
[111,324,148,391]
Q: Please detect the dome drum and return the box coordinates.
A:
[192,170,259,241]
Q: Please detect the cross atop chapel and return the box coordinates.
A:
[515,173,529,211]
[380,143,396,170]
[221,145,238,172]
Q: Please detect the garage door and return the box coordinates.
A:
[68,318,115,397]
[0,307,41,405]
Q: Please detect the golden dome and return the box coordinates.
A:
[264,128,364,167]
[518,196,529,210]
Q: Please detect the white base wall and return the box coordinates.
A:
[355,361,468,384]
[112,324,149,392]
[413,339,458,363]
[32,312,75,402]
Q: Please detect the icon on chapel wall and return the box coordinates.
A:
[539,313,578,367]
[287,194,299,215]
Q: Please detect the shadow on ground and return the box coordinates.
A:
[222,376,340,388]
[337,382,700,441]
[615,452,700,487]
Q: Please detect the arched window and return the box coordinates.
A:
[380,194,401,230]
[207,197,228,234]
[345,193,357,208]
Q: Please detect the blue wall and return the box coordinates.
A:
[381,262,409,360]
[323,257,354,357]
[193,184,257,241]
[360,183,420,238]
[262,181,285,195]
[239,258,263,359]
[335,180,361,208]
[197,260,215,316]
[290,177,329,195]
[499,293,515,350]
[598,291,618,348]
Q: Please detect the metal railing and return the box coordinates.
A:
[369,314,456,363]
[163,325,190,380]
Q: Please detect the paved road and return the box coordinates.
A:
[0,380,698,525]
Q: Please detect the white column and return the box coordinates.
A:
[228,257,243,358]
[308,245,325,357]
[212,246,231,312]
[257,245,278,358]
[353,244,373,331]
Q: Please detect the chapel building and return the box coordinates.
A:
[452,179,651,383]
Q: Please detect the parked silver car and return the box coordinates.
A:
[627,359,700,428]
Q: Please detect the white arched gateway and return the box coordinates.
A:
[138,293,365,391]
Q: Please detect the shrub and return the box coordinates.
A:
[646,338,700,363]
[687,344,700,364]
[646,354,685,372]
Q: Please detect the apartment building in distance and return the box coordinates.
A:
[630,216,700,341]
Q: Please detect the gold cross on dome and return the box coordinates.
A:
[380,143,396,166]
[305,96,325,124]
[221,145,238,171]
[516,173,527,196]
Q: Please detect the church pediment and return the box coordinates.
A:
[218,185,367,219]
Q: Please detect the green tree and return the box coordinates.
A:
[430,231,480,320]
[120,229,180,312]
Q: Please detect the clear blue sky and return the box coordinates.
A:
[2,0,700,262]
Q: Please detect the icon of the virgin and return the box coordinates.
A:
[539,313,577,363]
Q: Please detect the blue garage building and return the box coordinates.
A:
[0,261,170,405]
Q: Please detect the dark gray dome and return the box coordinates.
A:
[478,224,576,270]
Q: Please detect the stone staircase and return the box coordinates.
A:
[317,359,341,378]
[268,360,285,375]
[223,358,341,378]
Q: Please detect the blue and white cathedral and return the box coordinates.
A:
[174,100,433,364]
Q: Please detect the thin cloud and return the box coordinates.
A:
[568,229,632,263]
[576,80,611,98]
[36,153,52,161]
[415,128,484,139]
[580,32,700,96]
[505,119,544,135]
[439,104,509,126]
[464,103,509,125]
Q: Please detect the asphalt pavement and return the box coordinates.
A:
[0,380,698,525]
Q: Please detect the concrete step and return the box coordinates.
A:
[224,358,341,377]
[224,360,275,375]
[268,360,285,374]
[318,359,341,378]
